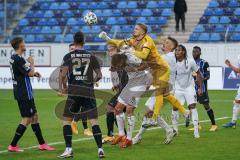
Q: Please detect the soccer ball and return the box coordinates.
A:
[84,11,97,25]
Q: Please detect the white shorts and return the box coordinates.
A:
[235,86,240,100]
[145,93,155,111]
[174,86,197,106]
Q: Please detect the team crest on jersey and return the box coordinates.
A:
[23,63,30,71]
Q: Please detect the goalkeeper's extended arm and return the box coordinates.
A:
[99,31,126,48]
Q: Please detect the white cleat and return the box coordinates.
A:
[132,135,142,145]
[194,130,200,139]
[98,148,105,159]
[164,129,177,144]
[58,148,73,159]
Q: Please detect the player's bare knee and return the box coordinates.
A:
[235,99,240,104]
[126,106,134,116]
[21,117,31,126]
[173,107,178,111]
[188,104,196,109]
[146,111,153,118]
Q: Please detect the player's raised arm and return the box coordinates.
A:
[225,59,240,73]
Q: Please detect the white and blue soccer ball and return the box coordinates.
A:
[84,11,97,25]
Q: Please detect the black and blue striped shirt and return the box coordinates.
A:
[9,54,33,100]
[194,58,210,93]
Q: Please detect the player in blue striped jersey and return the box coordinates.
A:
[192,46,217,132]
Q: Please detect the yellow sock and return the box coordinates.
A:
[154,94,164,115]
[164,94,186,114]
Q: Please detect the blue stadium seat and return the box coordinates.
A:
[204,8,213,16]
[22,27,32,33]
[25,35,35,43]
[54,34,63,43]
[40,2,50,10]
[70,26,80,33]
[225,8,233,15]
[189,33,199,42]
[52,26,62,34]
[34,11,44,18]
[215,24,225,32]
[138,1,146,8]
[32,26,41,34]
[227,24,235,32]
[208,1,219,8]
[26,11,35,18]
[231,16,240,24]
[162,9,172,17]
[41,26,52,33]
[131,9,141,16]
[149,33,157,39]
[141,9,153,16]
[159,1,167,8]
[112,9,122,16]
[234,8,240,16]
[67,18,78,25]
[118,17,127,24]
[220,16,230,24]
[167,1,175,8]
[106,17,117,25]
[194,24,205,33]
[50,3,59,10]
[111,25,121,33]
[214,8,224,16]
[209,16,219,24]
[47,18,58,26]
[210,33,221,41]
[102,9,113,17]
[230,33,240,41]
[19,18,29,26]
[117,1,127,9]
[35,35,46,43]
[122,25,133,33]
[198,33,210,41]
[64,34,73,43]
[158,17,167,25]
[137,17,148,24]
[89,2,98,9]
[79,2,88,9]
[91,26,101,33]
[128,1,137,9]
[94,10,102,17]
[235,25,240,32]
[98,2,108,9]
[77,18,85,25]
[44,10,54,18]
[63,10,74,17]
[200,17,208,24]
[147,1,158,8]
[82,26,91,33]
[59,2,70,10]
[229,0,239,8]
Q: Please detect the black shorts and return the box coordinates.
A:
[108,91,121,108]
[197,91,210,104]
[63,96,98,120]
[17,99,37,118]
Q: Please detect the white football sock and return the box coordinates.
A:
[116,113,125,136]
[127,116,135,140]
[191,108,199,134]
[171,110,179,132]
[157,116,172,133]
[136,116,148,138]
[232,103,240,123]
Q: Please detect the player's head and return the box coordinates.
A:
[192,46,201,60]
[69,43,75,52]
[162,37,178,53]
[110,54,127,71]
[107,43,119,57]
[175,44,187,61]
[10,37,26,54]
[74,31,85,46]
[133,23,148,38]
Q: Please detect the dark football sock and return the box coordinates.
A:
[107,112,115,136]
[82,119,88,130]
[11,124,27,147]
[63,125,72,148]
[31,123,45,145]
[207,108,216,125]
[92,125,102,148]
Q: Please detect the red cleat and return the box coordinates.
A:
[8,145,24,152]
[111,135,126,145]
[38,144,55,151]
[120,138,132,148]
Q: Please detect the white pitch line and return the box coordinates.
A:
[0,116,229,154]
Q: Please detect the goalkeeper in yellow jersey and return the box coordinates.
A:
[99,23,189,120]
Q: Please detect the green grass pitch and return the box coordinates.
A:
[0,90,240,160]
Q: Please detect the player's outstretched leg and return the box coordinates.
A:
[59,120,74,158]
[203,103,217,131]
[223,100,240,128]
[31,113,55,151]
[8,118,29,152]
[133,115,149,145]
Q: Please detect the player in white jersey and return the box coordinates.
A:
[133,37,187,145]
[173,44,203,138]
[223,58,240,128]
